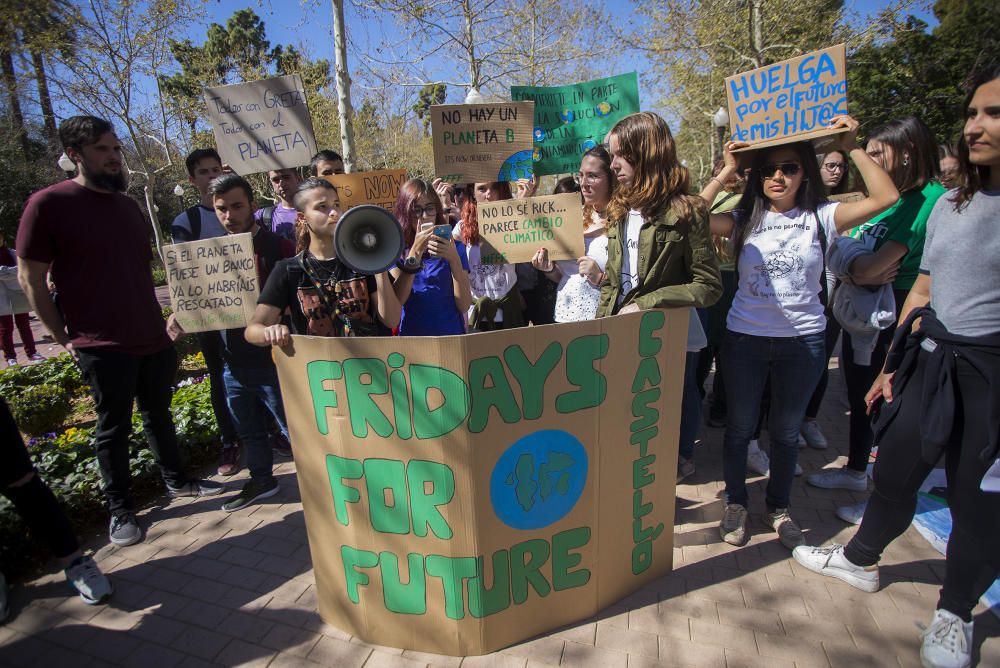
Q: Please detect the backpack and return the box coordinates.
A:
[261,206,275,233]
[170,206,204,242]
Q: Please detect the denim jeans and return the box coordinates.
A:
[223,363,289,482]
[197,331,238,443]
[721,330,826,510]
[76,345,185,513]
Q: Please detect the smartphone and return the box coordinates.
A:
[421,222,451,239]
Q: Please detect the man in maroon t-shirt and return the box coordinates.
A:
[16,116,223,548]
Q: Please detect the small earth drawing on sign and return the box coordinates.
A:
[559,109,575,124]
[498,150,534,181]
[489,429,588,530]
[595,101,612,117]
[580,138,597,152]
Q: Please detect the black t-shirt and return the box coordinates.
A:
[258,252,388,337]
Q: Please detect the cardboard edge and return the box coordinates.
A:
[730,126,849,153]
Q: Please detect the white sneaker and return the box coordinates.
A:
[747,441,770,476]
[807,466,868,491]
[836,499,868,525]
[792,544,879,592]
[65,555,113,605]
[800,421,828,449]
[920,609,972,668]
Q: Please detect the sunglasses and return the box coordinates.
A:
[760,162,801,179]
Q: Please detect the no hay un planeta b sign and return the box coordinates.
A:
[272,310,687,655]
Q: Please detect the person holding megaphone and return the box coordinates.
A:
[246,178,401,346]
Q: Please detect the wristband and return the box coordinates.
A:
[711,177,725,188]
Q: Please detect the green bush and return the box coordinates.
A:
[7,383,73,436]
[0,352,86,398]
[151,256,167,286]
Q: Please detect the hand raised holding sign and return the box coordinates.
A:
[828,114,861,151]
[531,247,555,273]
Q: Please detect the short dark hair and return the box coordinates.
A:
[208,174,254,205]
[184,148,222,177]
[309,149,344,176]
[293,177,338,212]
[58,116,115,154]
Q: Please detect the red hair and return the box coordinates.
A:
[459,182,512,246]
[393,178,446,249]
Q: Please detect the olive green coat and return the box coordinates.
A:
[596,207,722,317]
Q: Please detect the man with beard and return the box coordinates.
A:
[170,174,296,511]
[16,116,223,547]
[255,168,302,242]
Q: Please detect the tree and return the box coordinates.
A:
[412,83,446,135]
[355,0,603,98]
[848,0,1000,143]
[632,0,848,185]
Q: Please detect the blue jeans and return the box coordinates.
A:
[721,330,825,510]
[223,363,289,482]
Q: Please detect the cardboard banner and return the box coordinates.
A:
[726,44,848,151]
[203,74,318,175]
[476,193,585,265]
[511,73,640,177]
[322,169,407,211]
[272,310,686,655]
[430,101,534,184]
[164,233,258,333]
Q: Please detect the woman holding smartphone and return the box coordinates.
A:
[391,179,472,336]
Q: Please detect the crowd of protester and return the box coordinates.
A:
[0,61,997,668]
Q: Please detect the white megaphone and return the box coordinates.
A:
[333,205,404,275]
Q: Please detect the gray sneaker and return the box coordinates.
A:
[720,503,749,546]
[807,466,868,492]
[167,479,225,498]
[836,499,868,525]
[766,508,804,549]
[222,478,279,513]
[677,457,695,483]
[65,556,113,605]
[109,512,142,546]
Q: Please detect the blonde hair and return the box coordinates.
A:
[606,112,705,228]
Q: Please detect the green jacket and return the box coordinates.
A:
[596,207,722,317]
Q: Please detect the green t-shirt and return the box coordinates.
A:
[848,181,946,290]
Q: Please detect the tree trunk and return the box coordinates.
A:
[142,176,167,263]
[462,0,480,89]
[331,0,356,172]
[749,0,764,68]
[30,49,59,154]
[1,48,32,158]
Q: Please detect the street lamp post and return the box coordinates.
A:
[173,184,185,212]
[57,153,76,179]
[713,107,730,161]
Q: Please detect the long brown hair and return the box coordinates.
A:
[393,178,446,249]
[459,181,512,246]
[866,116,939,194]
[952,62,1000,211]
[606,112,705,227]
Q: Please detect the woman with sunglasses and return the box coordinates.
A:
[390,179,473,336]
[454,181,524,331]
[793,64,1000,668]
[702,115,898,550]
[807,116,945,525]
[531,146,614,323]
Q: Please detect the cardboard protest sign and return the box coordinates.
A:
[430,101,534,184]
[726,44,848,151]
[322,169,407,211]
[476,193,585,265]
[203,74,318,175]
[511,73,640,176]
[164,233,258,333]
[272,309,686,655]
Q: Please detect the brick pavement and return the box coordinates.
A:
[1,364,999,667]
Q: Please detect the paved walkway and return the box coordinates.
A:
[2,364,999,667]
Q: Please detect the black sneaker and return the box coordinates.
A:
[167,479,225,498]
[109,512,142,546]
[222,478,279,513]
[0,571,9,623]
[271,431,293,458]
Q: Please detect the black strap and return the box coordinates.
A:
[814,212,829,308]
[262,206,275,232]
[710,192,739,213]
[186,206,202,241]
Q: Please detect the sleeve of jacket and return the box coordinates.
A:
[634,209,722,310]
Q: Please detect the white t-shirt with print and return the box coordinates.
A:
[456,219,517,322]
[617,209,644,305]
[727,201,839,337]
[554,234,608,323]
